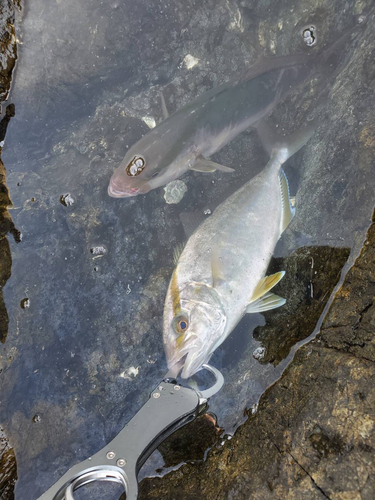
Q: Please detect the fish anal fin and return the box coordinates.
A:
[280,168,295,233]
[247,293,286,314]
[191,156,235,173]
[250,271,285,303]
[173,242,185,265]
[161,92,170,120]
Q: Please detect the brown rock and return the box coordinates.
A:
[0,428,17,500]
[0,0,17,102]
[253,245,350,366]
[0,2,19,499]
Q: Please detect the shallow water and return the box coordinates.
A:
[0,0,374,498]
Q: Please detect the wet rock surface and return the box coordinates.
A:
[0,0,373,498]
[252,246,350,367]
[139,209,375,499]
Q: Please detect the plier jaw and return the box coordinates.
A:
[37,364,224,500]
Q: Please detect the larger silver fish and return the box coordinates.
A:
[108,18,365,198]
[163,120,315,378]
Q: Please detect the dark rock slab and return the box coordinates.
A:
[253,245,350,367]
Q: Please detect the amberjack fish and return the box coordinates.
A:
[163,119,316,378]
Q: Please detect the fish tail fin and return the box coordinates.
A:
[318,13,369,76]
[256,117,317,164]
[256,117,316,233]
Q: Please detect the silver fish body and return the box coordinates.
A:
[163,155,284,377]
[108,54,313,197]
[163,120,316,378]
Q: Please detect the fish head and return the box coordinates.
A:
[108,142,153,197]
[108,133,190,198]
[163,281,226,379]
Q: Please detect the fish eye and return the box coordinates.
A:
[173,315,189,334]
[126,156,145,177]
[151,172,159,178]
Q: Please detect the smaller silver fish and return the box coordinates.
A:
[163,119,316,378]
[108,17,366,198]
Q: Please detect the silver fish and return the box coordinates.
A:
[108,18,365,198]
[163,120,316,378]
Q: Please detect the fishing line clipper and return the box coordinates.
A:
[37,364,224,500]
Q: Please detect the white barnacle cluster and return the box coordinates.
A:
[128,156,145,176]
[129,163,139,176]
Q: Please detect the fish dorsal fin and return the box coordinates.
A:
[161,92,170,120]
[280,168,295,233]
[190,156,235,173]
[247,293,286,313]
[211,248,226,288]
[180,211,207,238]
[250,271,285,303]
[173,242,185,265]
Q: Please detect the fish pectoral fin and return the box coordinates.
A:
[173,242,185,265]
[161,92,170,120]
[190,156,235,173]
[247,293,286,313]
[211,248,226,288]
[250,271,285,302]
[280,168,295,233]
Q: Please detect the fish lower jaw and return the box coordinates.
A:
[168,340,203,370]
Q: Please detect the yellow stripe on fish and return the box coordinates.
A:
[170,269,181,318]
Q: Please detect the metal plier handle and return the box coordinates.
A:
[37,364,224,500]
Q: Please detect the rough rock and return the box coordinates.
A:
[0,1,20,498]
[139,210,375,499]
[0,427,17,500]
[252,245,350,367]
[0,0,17,102]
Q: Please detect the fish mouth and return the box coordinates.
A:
[180,350,206,379]
[108,182,141,198]
[167,334,205,379]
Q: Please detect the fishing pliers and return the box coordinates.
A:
[37,364,224,500]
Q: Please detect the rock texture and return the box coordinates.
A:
[139,210,375,499]
[0,1,19,498]
[0,103,20,344]
[252,246,350,367]
[0,0,17,102]
[0,428,17,499]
